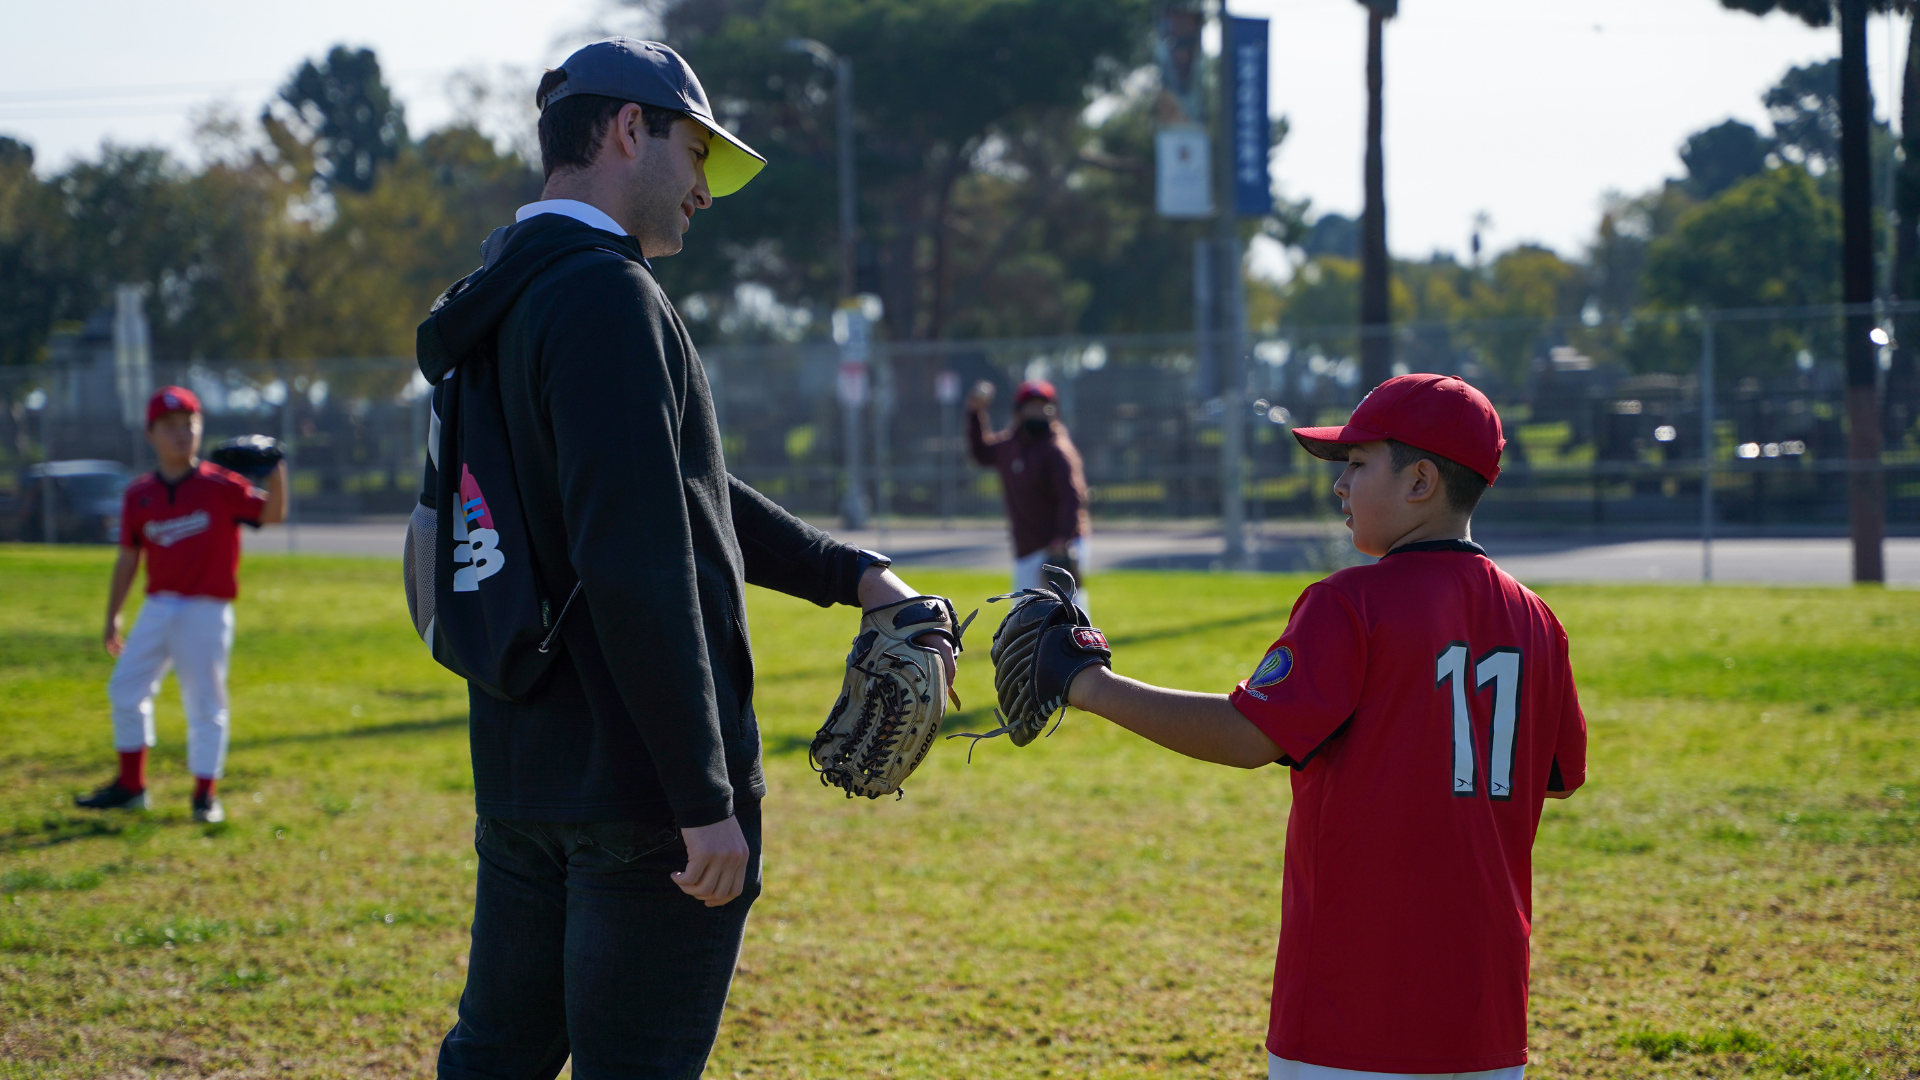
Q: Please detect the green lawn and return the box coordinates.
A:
[0,545,1913,1079]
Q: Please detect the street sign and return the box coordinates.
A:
[833,300,875,406]
[1156,126,1213,218]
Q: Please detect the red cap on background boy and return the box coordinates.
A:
[146,386,202,428]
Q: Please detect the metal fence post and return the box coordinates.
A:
[872,352,892,536]
[280,365,298,553]
[41,387,57,544]
[1700,312,1715,584]
[936,371,958,528]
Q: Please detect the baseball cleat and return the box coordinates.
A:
[192,795,226,824]
[75,781,149,811]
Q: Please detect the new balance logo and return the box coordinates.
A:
[452,463,504,593]
[144,511,210,548]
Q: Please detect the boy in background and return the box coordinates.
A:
[75,386,287,823]
[965,378,1090,598]
[1058,375,1586,1078]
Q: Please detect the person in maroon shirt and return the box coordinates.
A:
[1055,375,1586,1079]
[75,386,287,823]
[965,378,1091,600]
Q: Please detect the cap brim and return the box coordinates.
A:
[691,116,765,197]
[1291,424,1388,462]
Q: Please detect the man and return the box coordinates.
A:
[966,378,1091,597]
[77,386,288,825]
[417,39,956,1078]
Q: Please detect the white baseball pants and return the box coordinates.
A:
[1270,1053,1524,1080]
[108,594,235,779]
[1012,536,1090,608]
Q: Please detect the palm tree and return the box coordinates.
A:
[1358,0,1398,391]
[1716,0,1898,583]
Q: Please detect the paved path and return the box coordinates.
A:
[246,518,1920,586]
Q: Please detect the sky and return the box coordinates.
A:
[0,0,1909,268]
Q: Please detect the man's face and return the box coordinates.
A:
[1018,399,1056,422]
[147,411,201,469]
[623,114,715,258]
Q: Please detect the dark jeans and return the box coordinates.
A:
[437,800,761,1080]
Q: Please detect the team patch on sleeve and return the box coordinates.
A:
[1248,645,1294,689]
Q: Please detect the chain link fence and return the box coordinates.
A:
[2,305,1917,540]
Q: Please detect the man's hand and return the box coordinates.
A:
[965,380,995,411]
[104,615,124,658]
[673,816,750,907]
[858,565,959,685]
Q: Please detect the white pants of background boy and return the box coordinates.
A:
[1012,536,1090,608]
[108,595,233,778]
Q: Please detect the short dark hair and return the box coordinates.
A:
[534,73,688,180]
[1387,439,1488,515]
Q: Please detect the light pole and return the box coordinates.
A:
[1212,0,1249,569]
[786,37,869,526]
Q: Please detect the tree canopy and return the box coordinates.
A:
[0,49,536,371]
[641,0,1163,340]
[276,46,410,193]
[1680,120,1772,198]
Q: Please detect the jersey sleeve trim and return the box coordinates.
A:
[1270,714,1352,770]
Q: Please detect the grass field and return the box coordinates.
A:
[0,544,1914,1079]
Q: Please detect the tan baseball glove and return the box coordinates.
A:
[811,596,976,799]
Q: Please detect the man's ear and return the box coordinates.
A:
[611,103,646,162]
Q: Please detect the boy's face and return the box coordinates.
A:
[1332,441,1449,557]
[147,410,201,469]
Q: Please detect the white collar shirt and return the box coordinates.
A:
[515,199,628,236]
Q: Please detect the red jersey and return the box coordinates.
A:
[1229,541,1587,1074]
[119,461,267,601]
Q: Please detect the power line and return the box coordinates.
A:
[0,66,461,110]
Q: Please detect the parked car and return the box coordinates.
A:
[15,460,130,543]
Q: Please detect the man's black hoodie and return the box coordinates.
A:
[418,212,869,827]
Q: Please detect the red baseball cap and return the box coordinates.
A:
[1291,373,1505,484]
[146,385,202,428]
[1014,379,1058,406]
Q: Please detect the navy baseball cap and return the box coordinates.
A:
[539,38,766,197]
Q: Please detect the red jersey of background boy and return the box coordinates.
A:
[119,462,267,600]
[1230,542,1587,1074]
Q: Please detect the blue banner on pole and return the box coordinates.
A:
[1227,16,1271,217]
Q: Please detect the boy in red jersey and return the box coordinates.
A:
[75,387,287,823]
[1062,374,1586,1079]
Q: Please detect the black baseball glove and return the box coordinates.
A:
[207,435,285,481]
[949,567,1111,753]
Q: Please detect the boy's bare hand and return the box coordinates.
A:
[103,620,124,658]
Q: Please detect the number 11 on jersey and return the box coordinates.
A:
[1436,644,1523,801]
